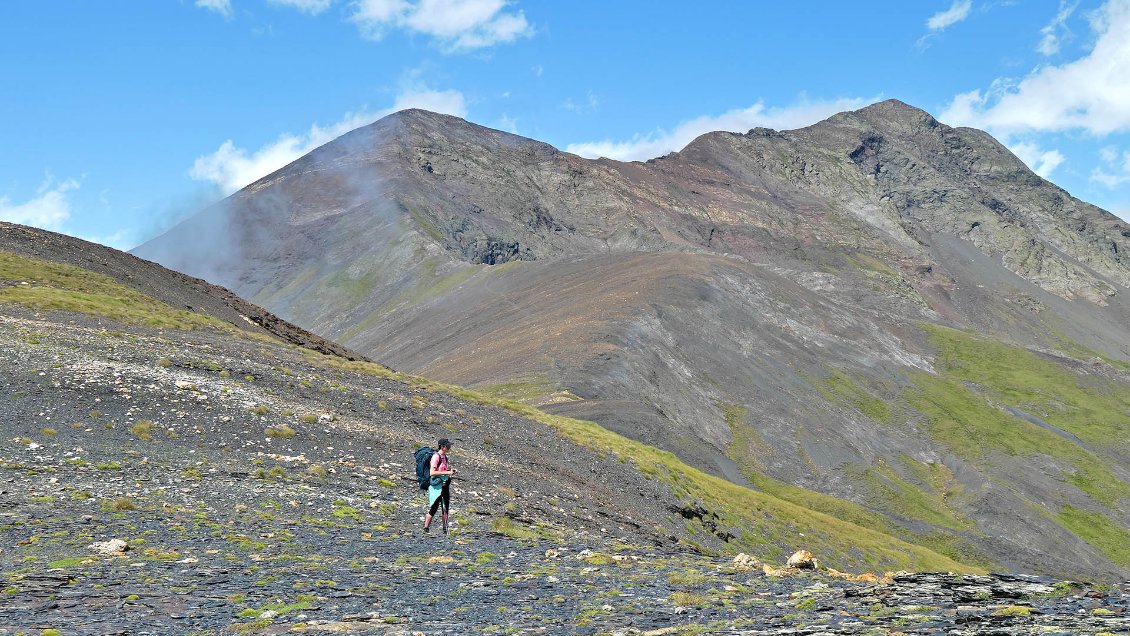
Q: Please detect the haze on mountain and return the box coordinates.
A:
[135,99,1130,579]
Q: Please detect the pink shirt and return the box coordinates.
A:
[430,451,449,475]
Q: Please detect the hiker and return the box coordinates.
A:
[424,438,457,533]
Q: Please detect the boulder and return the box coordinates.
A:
[89,538,129,555]
[786,549,817,569]
[732,553,760,569]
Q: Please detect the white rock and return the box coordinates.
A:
[88,538,129,555]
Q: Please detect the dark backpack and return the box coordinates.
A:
[414,447,435,490]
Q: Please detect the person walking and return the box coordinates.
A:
[424,438,457,533]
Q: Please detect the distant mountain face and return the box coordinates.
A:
[135,101,1130,579]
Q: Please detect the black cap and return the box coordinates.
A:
[437,438,452,449]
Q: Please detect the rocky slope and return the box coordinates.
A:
[134,101,1130,580]
[3,237,1128,634]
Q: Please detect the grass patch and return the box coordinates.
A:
[909,325,1130,507]
[853,459,969,532]
[110,497,136,511]
[129,420,155,441]
[47,557,87,569]
[812,368,893,424]
[671,592,709,607]
[992,605,1032,617]
[0,250,230,330]
[480,375,557,405]
[491,517,538,540]
[923,324,1130,448]
[265,424,296,439]
[1056,505,1130,567]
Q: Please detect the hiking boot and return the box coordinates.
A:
[423,524,430,534]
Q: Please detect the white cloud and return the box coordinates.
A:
[941,0,1130,136]
[190,88,466,194]
[562,92,599,114]
[268,0,335,13]
[388,87,467,116]
[1008,141,1066,177]
[565,97,874,162]
[0,177,80,230]
[350,0,532,51]
[195,0,233,18]
[1090,146,1130,187]
[1038,0,1079,55]
[497,114,518,134]
[927,0,973,31]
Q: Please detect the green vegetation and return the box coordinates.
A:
[924,324,1130,448]
[0,250,229,330]
[812,369,893,424]
[1056,505,1130,567]
[670,592,709,607]
[909,325,1130,507]
[339,257,485,341]
[992,605,1032,617]
[264,424,296,439]
[331,504,362,520]
[110,497,136,511]
[47,557,87,569]
[491,517,538,540]
[481,375,564,405]
[854,460,969,532]
[254,466,286,480]
[130,420,156,441]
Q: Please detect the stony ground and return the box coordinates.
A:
[1,308,1129,635]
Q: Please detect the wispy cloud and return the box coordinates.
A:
[1091,145,1130,187]
[1008,141,1066,177]
[268,0,335,14]
[927,0,973,31]
[941,0,1130,136]
[0,176,80,231]
[565,96,874,162]
[190,87,467,194]
[350,0,533,51]
[1038,0,1079,55]
[562,92,598,114]
[195,0,234,18]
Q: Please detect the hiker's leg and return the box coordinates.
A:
[440,484,450,532]
[425,489,442,530]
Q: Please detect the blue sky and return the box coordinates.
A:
[3,0,1130,249]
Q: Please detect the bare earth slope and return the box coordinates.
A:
[134,100,1130,579]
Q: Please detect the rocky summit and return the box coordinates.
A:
[135,100,1130,580]
[2,228,1129,634]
